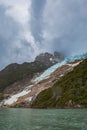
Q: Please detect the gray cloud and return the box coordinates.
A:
[31,0,46,42]
[42,0,87,55]
[0,0,87,70]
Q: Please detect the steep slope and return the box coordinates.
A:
[34,52,87,82]
[0,52,63,92]
[0,60,81,107]
[0,52,87,108]
[1,52,87,108]
[0,62,46,92]
[31,58,87,108]
[0,52,63,101]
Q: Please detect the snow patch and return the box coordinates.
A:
[67,61,82,67]
[3,89,31,105]
[59,74,64,77]
[26,85,33,89]
[25,96,33,102]
[49,58,53,61]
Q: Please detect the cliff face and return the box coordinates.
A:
[35,51,64,67]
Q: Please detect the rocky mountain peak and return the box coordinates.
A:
[35,51,64,67]
[0,51,64,94]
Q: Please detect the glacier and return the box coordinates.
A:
[34,52,87,83]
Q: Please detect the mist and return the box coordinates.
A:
[0,0,87,69]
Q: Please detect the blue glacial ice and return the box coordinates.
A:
[34,52,87,83]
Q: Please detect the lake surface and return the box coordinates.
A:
[0,109,87,130]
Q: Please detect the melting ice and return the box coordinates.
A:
[34,52,87,82]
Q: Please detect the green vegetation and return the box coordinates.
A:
[32,58,87,108]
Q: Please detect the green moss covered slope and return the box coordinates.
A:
[31,58,87,108]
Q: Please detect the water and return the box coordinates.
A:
[0,109,87,130]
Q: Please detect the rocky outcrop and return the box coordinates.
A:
[35,51,64,67]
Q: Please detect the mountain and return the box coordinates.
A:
[0,52,87,108]
[0,52,63,102]
[35,51,64,67]
[31,56,87,108]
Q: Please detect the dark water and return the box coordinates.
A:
[0,109,87,130]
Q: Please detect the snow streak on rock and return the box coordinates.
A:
[3,85,33,105]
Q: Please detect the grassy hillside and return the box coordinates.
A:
[31,58,87,108]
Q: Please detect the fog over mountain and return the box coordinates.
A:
[0,0,87,69]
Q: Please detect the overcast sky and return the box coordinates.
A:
[0,0,87,70]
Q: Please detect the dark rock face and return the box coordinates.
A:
[54,51,64,62]
[0,52,63,94]
[35,51,64,67]
[0,61,46,92]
